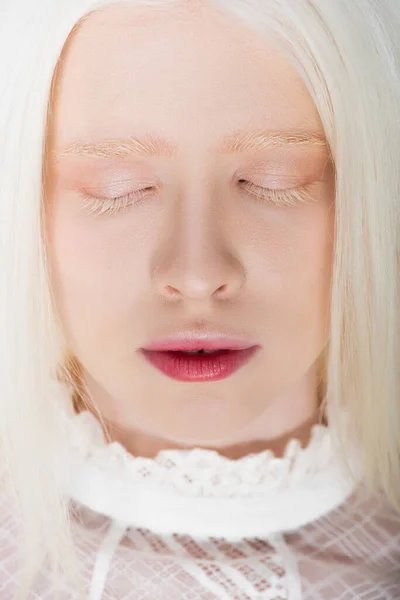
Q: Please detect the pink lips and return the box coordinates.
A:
[139,337,260,382]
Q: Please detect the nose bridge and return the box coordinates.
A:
[152,181,244,301]
[176,191,223,263]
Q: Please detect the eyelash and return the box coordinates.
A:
[80,181,315,217]
[81,188,152,217]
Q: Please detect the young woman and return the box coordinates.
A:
[1,0,400,598]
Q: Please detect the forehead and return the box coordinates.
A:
[50,3,324,151]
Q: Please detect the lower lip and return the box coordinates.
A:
[139,347,259,382]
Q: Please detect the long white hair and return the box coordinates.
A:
[1,0,399,597]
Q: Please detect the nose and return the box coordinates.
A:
[152,212,245,303]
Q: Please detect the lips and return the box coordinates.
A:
[139,345,259,382]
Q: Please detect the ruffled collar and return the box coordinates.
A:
[54,381,363,539]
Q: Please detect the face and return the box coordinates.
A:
[46,2,334,449]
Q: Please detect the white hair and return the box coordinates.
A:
[1,0,399,597]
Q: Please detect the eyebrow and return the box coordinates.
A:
[54,129,327,159]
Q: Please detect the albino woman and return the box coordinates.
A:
[0,1,400,599]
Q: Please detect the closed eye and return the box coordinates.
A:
[238,179,316,207]
[80,186,155,216]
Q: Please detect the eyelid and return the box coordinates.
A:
[240,180,318,206]
[81,187,154,216]
[82,179,156,197]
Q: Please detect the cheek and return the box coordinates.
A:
[289,213,332,288]
[47,203,150,331]
[286,206,333,325]
[257,202,334,332]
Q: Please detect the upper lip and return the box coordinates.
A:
[142,333,258,352]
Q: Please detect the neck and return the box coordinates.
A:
[102,366,324,460]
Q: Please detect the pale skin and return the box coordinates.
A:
[46,2,335,459]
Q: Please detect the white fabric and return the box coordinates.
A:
[88,519,128,600]
[1,381,400,599]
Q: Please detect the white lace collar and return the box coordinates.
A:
[54,381,363,540]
